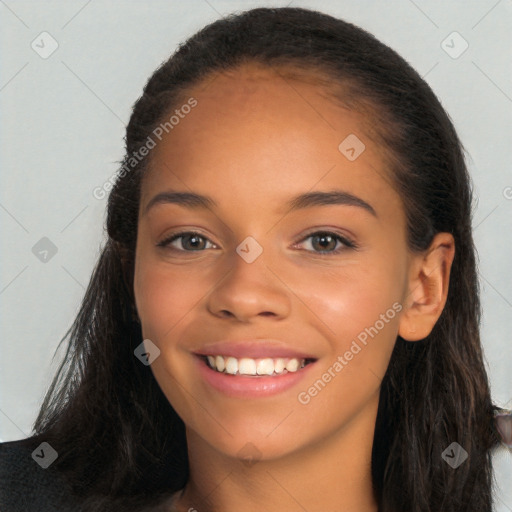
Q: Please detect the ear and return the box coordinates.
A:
[398,232,455,341]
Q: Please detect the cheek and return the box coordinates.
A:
[293,254,405,394]
[279,264,403,453]
[293,257,405,343]
[133,254,208,340]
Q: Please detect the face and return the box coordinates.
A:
[134,63,412,462]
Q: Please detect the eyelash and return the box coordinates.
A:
[156,230,357,256]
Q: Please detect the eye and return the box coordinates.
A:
[157,229,357,255]
[294,230,357,255]
[156,231,216,252]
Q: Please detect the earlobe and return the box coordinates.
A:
[398,232,455,342]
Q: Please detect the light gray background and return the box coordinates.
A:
[1,0,511,509]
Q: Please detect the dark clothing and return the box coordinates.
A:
[0,437,79,511]
[0,437,182,511]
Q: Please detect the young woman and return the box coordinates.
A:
[0,6,509,512]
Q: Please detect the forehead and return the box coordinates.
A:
[140,63,400,221]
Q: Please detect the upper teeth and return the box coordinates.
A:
[206,355,307,376]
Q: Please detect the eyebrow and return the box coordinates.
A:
[144,189,377,217]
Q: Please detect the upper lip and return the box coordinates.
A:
[193,339,318,360]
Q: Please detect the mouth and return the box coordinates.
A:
[192,340,319,397]
[199,354,317,377]
[195,353,317,397]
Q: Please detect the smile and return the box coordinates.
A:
[203,355,315,376]
[195,353,318,398]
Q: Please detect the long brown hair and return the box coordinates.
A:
[31,7,503,511]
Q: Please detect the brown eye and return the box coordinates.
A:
[157,232,215,252]
[296,231,356,255]
[310,233,338,252]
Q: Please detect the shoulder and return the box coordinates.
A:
[0,436,79,512]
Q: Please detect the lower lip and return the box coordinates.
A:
[194,355,316,398]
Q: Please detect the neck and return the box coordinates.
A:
[173,393,380,512]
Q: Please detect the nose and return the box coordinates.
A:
[206,245,291,323]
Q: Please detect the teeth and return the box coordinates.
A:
[285,358,300,372]
[225,357,238,375]
[274,358,286,373]
[257,358,274,375]
[204,355,310,376]
[215,355,225,372]
[239,358,257,375]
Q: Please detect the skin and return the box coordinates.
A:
[133,63,455,512]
